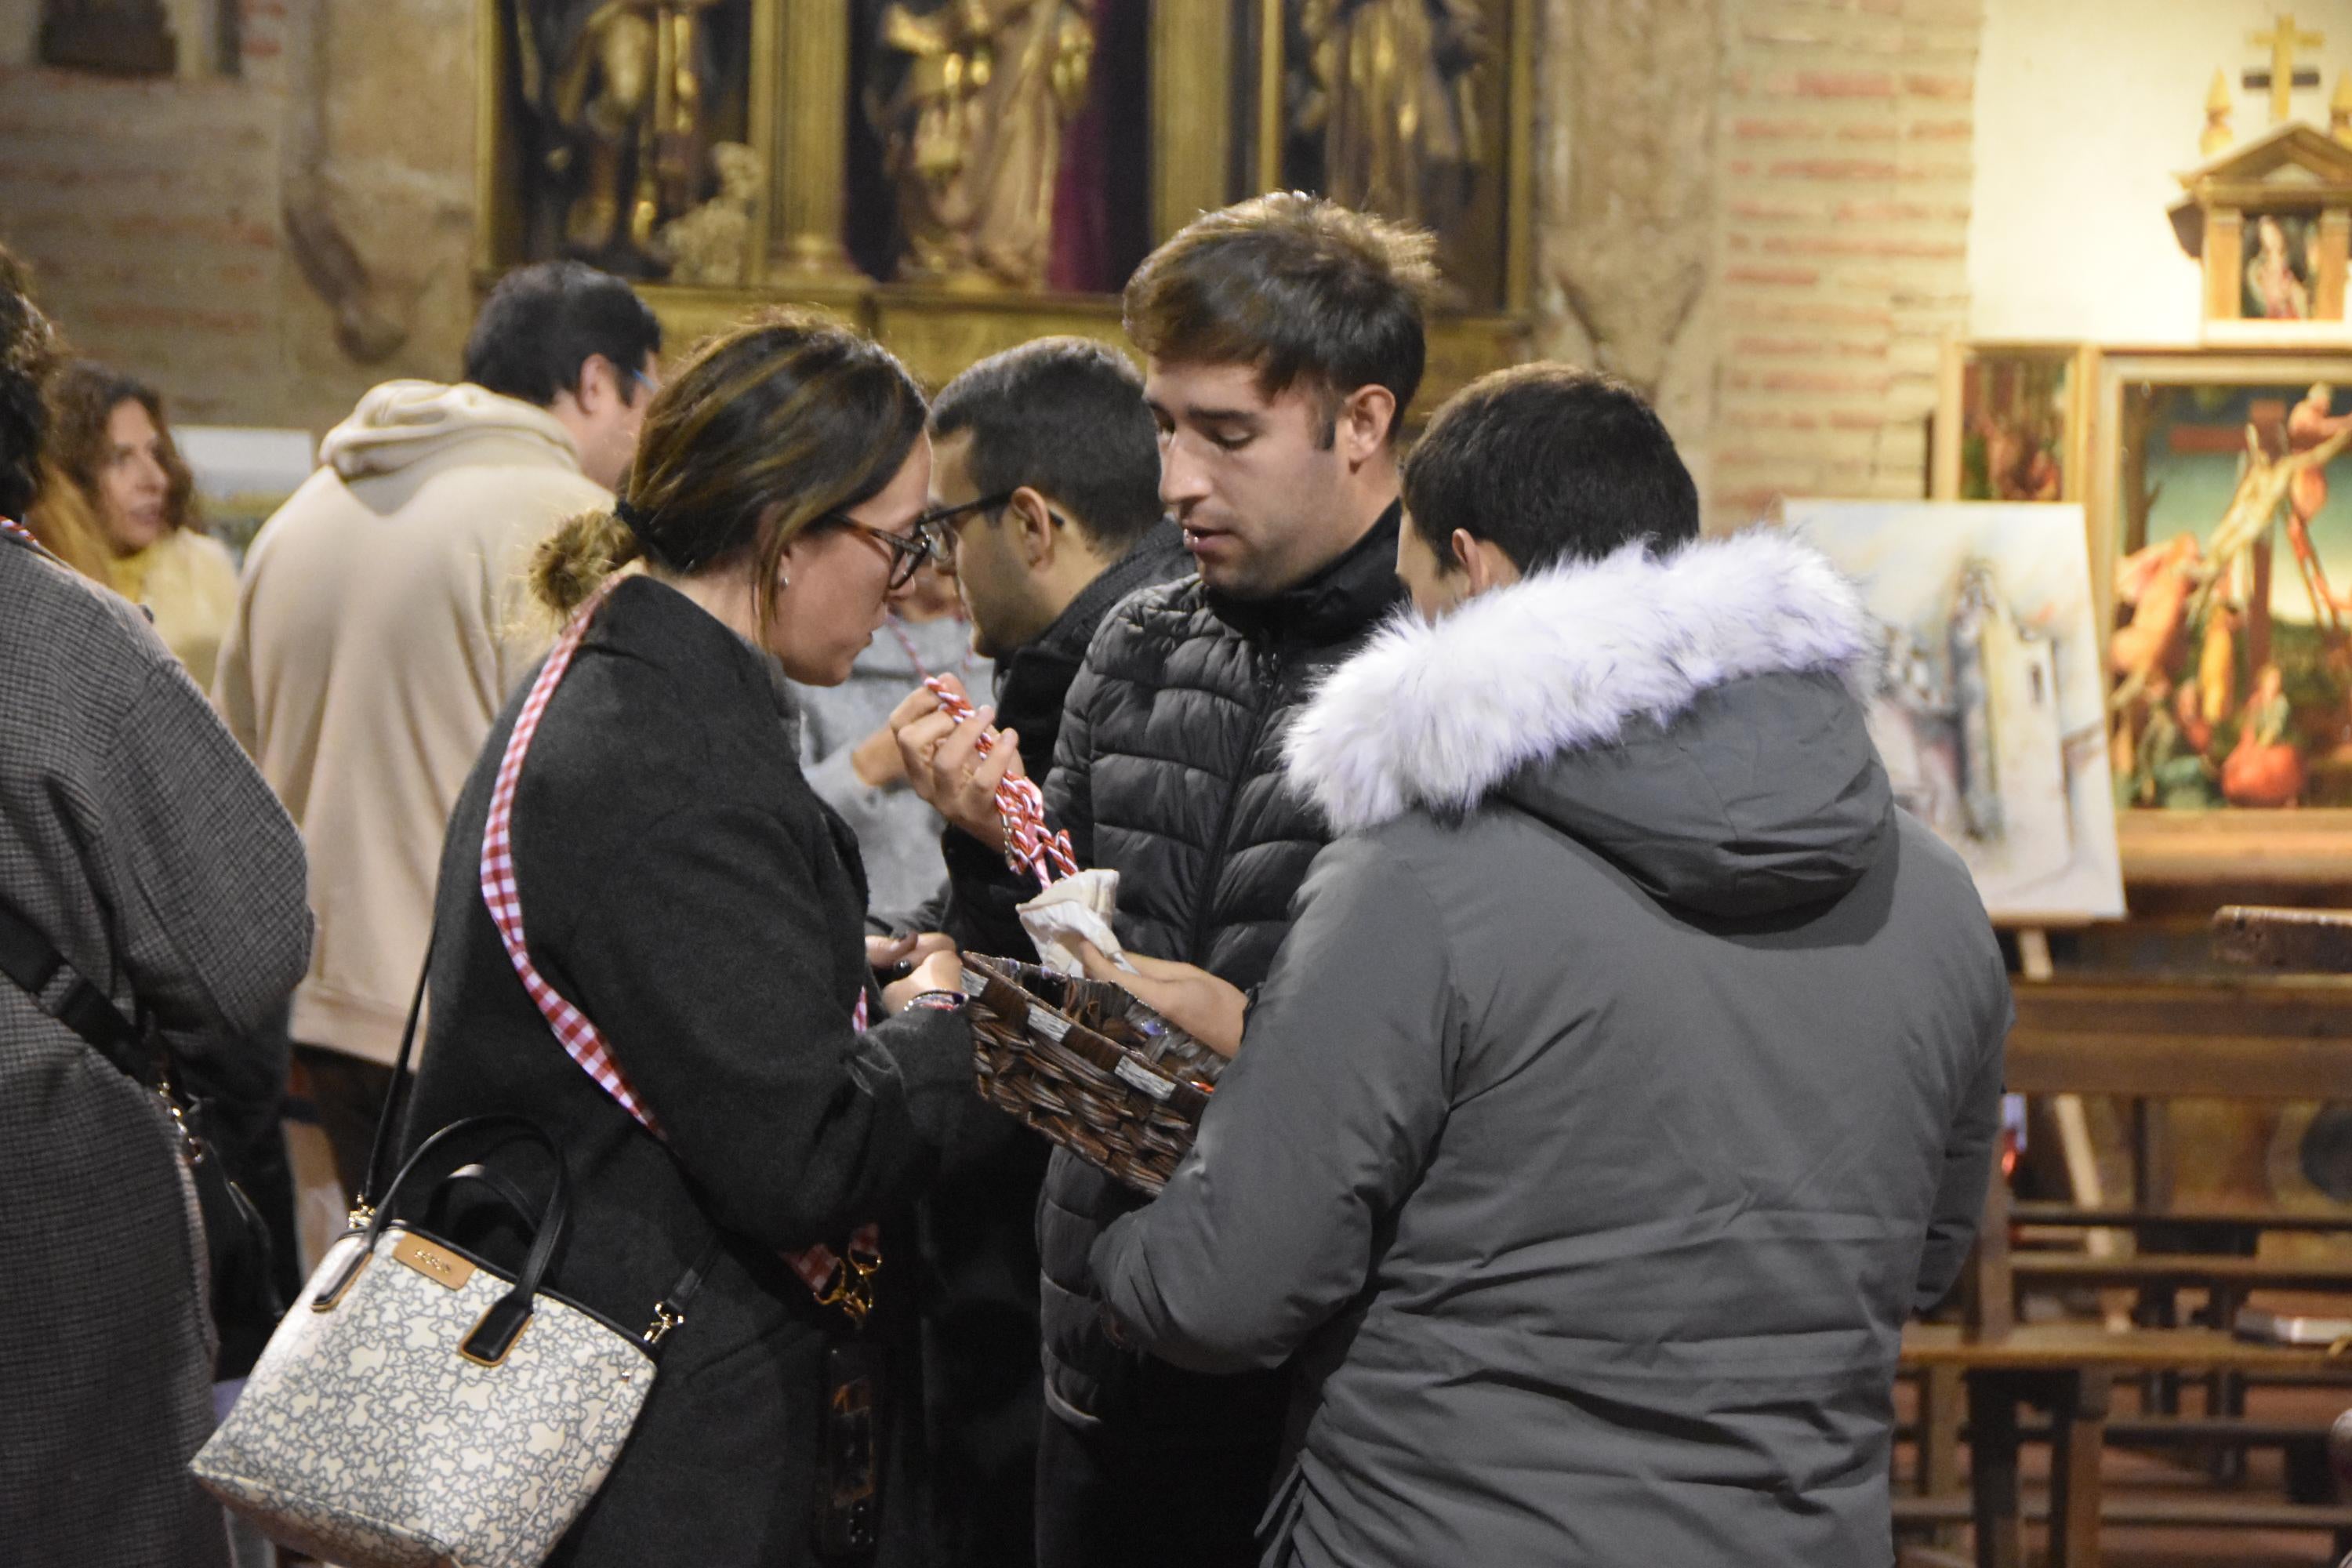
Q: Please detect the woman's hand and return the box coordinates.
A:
[1073,940,1246,1060]
[884,947,967,1014]
[867,930,954,978]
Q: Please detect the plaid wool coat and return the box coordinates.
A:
[0,531,310,1566]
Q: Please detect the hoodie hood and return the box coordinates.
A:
[321,380,586,482]
[1283,529,1893,917]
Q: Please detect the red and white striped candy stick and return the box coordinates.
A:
[924,677,1078,888]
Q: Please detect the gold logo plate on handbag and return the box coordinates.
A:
[393,1234,476,1291]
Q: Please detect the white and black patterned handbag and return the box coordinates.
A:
[191,1103,720,1568]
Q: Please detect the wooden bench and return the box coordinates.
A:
[1900,1323,2352,1568]
[2013,1252,2352,1291]
[1905,953,2352,1566]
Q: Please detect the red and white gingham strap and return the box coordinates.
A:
[482,575,875,1304]
[1,516,42,550]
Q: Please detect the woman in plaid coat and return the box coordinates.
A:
[0,251,313,1567]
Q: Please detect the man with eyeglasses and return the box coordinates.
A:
[860,336,1184,1568]
[213,260,661,1207]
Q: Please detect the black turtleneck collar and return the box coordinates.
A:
[1205,499,1406,648]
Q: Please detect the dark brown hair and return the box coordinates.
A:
[1406,364,1700,575]
[1121,192,1441,439]
[927,337,1163,554]
[534,309,927,633]
[0,244,58,523]
[46,360,202,536]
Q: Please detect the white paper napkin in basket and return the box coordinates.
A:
[1018,868,1134,977]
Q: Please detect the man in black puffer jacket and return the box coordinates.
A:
[893,194,1439,1568]
[884,338,1189,1568]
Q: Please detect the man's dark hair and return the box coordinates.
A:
[1405,365,1701,574]
[0,245,58,522]
[928,337,1163,554]
[1123,193,1439,442]
[463,260,662,408]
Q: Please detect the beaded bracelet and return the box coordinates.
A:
[904,989,967,1014]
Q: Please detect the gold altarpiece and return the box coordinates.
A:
[474,0,1534,403]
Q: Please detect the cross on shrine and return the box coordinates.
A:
[2246,13,2326,126]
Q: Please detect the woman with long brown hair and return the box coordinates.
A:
[399,310,978,1565]
[34,361,237,684]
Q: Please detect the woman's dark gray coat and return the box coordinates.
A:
[1094,532,2015,1568]
[403,576,981,1566]
[0,535,310,1567]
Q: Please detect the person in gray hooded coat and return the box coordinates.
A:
[1087,365,2013,1568]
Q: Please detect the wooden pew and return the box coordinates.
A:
[1902,1323,2352,1568]
[1902,967,2352,1566]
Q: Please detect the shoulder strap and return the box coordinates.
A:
[0,894,154,1080]
[479,575,661,1126]
[354,912,438,1214]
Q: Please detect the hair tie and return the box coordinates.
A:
[612,495,654,538]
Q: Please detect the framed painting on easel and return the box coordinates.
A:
[1784,499,2124,924]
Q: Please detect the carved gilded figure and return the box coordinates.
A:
[1290,0,1486,234]
[518,0,730,272]
[870,0,1095,287]
[658,141,762,285]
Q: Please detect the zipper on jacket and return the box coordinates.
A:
[1184,644,1286,968]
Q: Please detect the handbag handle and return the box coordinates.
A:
[423,1161,540,1236]
[315,1113,569,1366]
[353,914,438,1220]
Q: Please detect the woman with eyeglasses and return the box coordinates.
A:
[398,309,982,1566]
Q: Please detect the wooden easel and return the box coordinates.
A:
[2009,927,2125,1279]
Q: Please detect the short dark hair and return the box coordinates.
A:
[463,261,662,408]
[0,245,57,522]
[927,337,1163,554]
[1404,365,1701,574]
[1122,193,1439,439]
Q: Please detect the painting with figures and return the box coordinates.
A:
[2242,209,2324,322]
[1786,500,2123,923]
[2108,376,2352,811]
[1960,354,2069,502]
[1932,341,2093,506]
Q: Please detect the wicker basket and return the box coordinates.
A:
[963,954,1229,1195]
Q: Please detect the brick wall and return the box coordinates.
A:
[0,0,477,434]
[0,2,295,423]
[1709,0,1983,523]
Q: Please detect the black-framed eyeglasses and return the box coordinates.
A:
[826,511,953,590]
[913,490,1017,537]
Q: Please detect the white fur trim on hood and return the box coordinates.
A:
[1282,528,1877,834]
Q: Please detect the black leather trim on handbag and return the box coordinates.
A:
[0,893,282,1359]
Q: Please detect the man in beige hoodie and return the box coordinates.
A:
[213,260,661,1200]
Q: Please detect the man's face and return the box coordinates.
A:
[576,352,659,492]
[930,430,1026,660]
[1145,359,1359,599]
